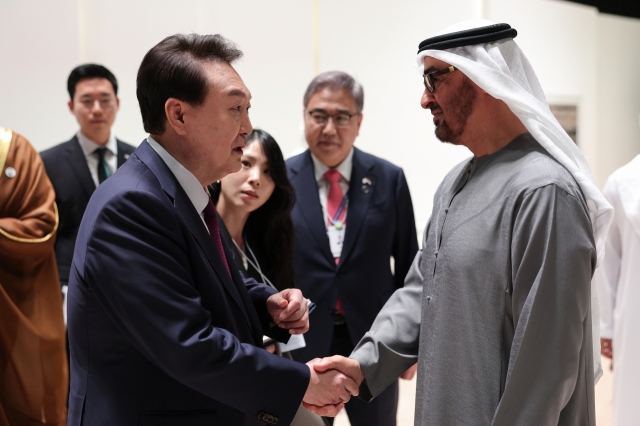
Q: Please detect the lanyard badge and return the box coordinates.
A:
[328,191,348,257]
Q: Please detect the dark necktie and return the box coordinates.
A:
[96,147,112,184]
[203,198,231,277]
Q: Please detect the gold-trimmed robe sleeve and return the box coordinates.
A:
[0,128,67,426]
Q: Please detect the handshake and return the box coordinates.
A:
[302,356,364,417]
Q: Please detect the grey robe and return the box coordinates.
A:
[351,133,597,425]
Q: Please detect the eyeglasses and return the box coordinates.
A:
[307,109,360,127]
[423,65,457,93]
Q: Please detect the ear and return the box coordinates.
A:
[164,98,189,136]
[67,100,74,114]
[115,96,121,112]
[355,113,364,136]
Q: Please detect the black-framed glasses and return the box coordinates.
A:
[307,109,360,127]
[423,65,457,93]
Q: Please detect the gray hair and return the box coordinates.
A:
[303,71,364,112]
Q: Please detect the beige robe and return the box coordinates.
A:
[0,127,67,425]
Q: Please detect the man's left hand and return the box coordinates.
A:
[267,289,309,334]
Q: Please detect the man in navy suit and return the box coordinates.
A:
[287,71,419,425]
[41,64,136,294]
[67,34,358,426]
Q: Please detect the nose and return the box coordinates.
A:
[91,100,104,114]
[421,90,435,110]
[322,116,338,135]
[240,109,253,140]
[247,165,262,186]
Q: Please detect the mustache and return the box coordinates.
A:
[430,104,442,114]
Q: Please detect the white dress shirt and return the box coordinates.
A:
[77,131,118,188]
[311,148,354,230]
[147,136,210,229]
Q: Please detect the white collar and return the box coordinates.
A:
[146,136,209,215]
[77,131,117,157]
[311,147,354,183]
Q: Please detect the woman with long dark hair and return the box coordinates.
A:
[210,129,325,426]
[210,129,295,291]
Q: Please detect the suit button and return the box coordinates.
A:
[258,411,278,425]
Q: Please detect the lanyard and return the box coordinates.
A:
[327,190,349,230]
[233,238,317,313]
[232,238,275,290]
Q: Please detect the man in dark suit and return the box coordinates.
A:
[287,71,419,426]
[67,34,358,426]
[40,64,136,294]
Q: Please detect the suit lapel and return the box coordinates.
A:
[135,142,254,332]
[339,148,375,268]
[116,139,133,168]
[173,192,253,329]
[291,152,334,266]
[65,136,95,197]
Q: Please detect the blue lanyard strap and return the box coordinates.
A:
[332,190,349,222]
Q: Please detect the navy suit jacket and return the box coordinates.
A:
[40,136,136,284]
[286,148,418,363]
[68,141,309,426]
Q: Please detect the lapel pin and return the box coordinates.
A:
[124,153,130,160]
[361,177,371,193]
[4,167,16,179]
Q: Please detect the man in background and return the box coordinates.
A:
[40,64,135,299]
[598,155,640,426]
[287,71,419,426]
[0,127,67,426]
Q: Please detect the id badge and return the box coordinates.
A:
[328,225,346,258]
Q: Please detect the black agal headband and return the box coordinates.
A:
[417,23,517,53]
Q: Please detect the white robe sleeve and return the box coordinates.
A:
[597,178,623,339]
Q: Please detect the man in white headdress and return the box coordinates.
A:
[598,156,640,426]
[306,20,613,425]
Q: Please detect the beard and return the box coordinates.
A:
[432,77,477,144]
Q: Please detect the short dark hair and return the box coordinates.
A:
[136,34,243,135]
[67,64,118,99]
[303,71,364,112]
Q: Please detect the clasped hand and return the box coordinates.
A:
[302,356,364,417]
[266,289,310,334]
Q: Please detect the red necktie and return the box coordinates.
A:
[325,170,346,228]
[203,198,231,277]
[324,169,346,315]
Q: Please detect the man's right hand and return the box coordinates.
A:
[302,356,365,417]
[601,338,613,359]
[302,358,360,417]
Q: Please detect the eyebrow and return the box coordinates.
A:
[242,154,257,161]
[228,89,248,98]
[79,93,113,98]
[309,108,353,115]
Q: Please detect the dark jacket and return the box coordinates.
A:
[40,135,136,284]
[67,141,309,426]
[286,148,419,362]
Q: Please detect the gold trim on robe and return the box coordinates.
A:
[0,203,58,243]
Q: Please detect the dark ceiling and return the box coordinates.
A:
[564,0,640,19]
